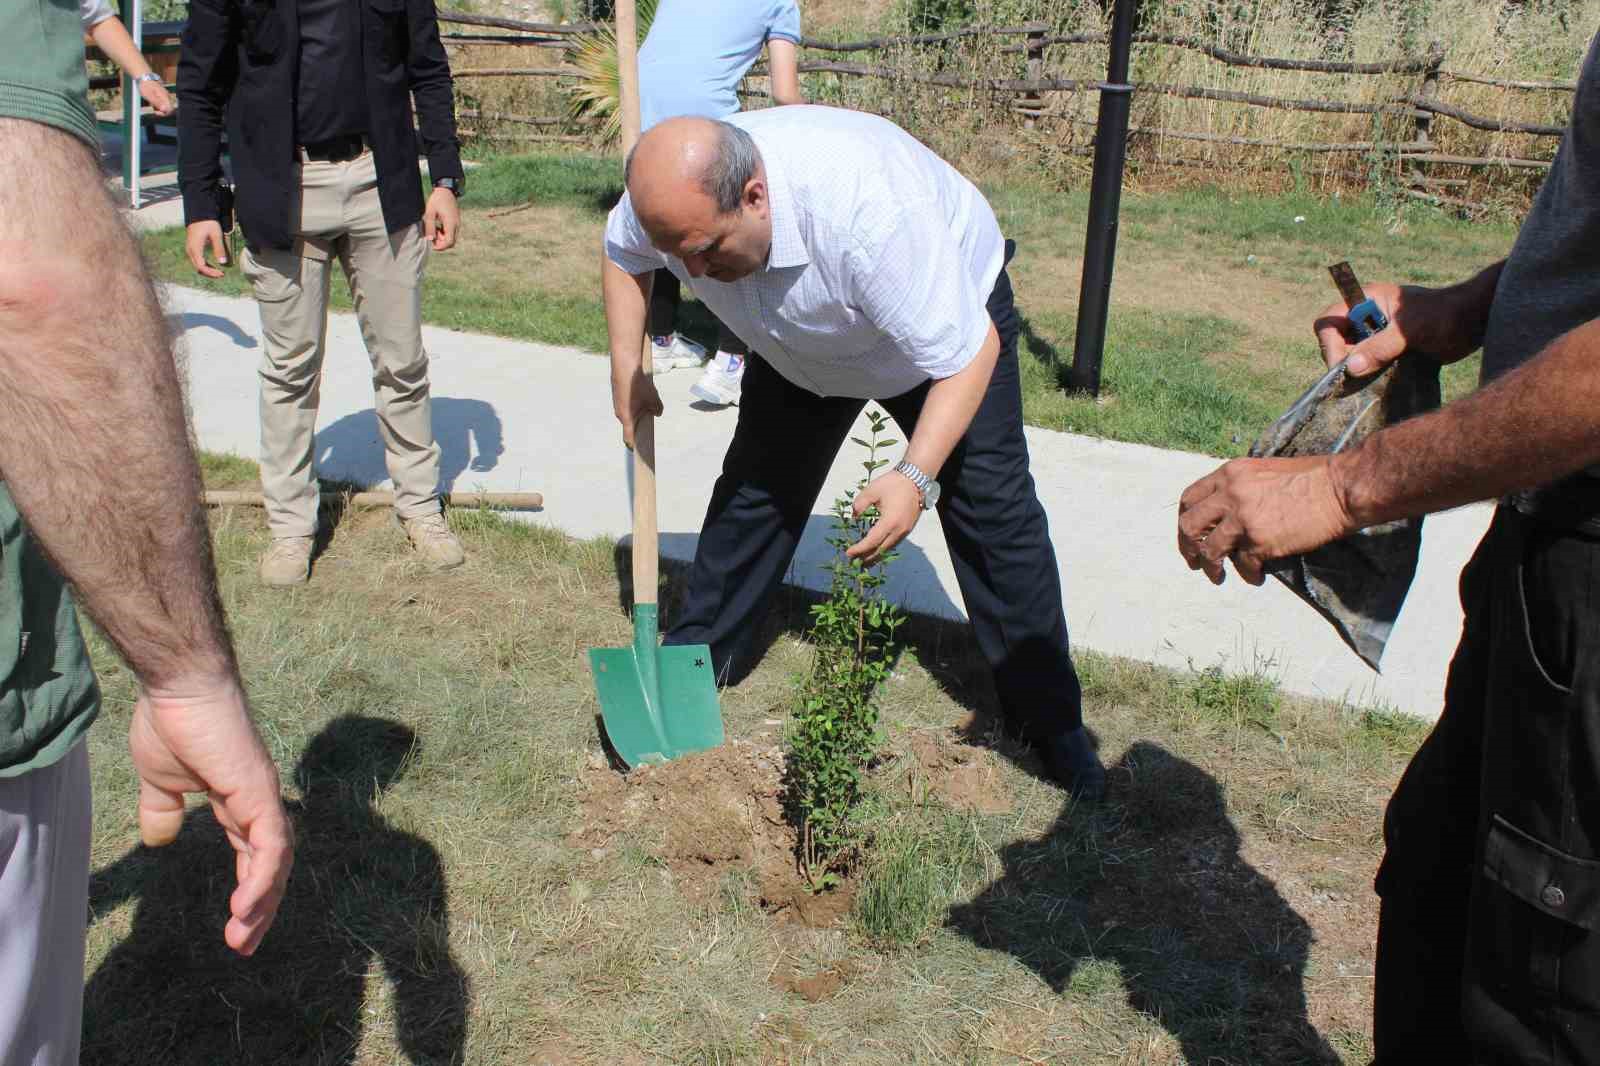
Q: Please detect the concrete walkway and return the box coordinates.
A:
[166,282,1490,720]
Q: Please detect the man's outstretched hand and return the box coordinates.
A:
[129,679,293,957]
[1177,454,1358,585]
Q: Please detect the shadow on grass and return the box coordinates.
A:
[949,741,1339,1065]
[1018,311,1068,373]
[82,715,469,1066]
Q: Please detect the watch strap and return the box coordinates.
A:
[894,460,934,507]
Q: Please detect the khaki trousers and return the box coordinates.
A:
[241,151,441,538]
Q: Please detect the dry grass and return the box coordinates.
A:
[449,0,1590,205]
[75,459,1431,1064]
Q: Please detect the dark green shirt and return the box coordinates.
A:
[0,484,99,777]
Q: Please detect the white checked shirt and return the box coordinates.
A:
[604,105,1006,399]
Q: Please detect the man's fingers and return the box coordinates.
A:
[846,519,893,561]
[187,234,223,279]
[1178,471,1221,514]
[137,779,186,847]
[1314,305,1353,368]
[1177,487,1229,564]
[1233,549,1268,587]
[223,807,294,957]
[1345,329,1406,378]
[852,485,882,519]
[433,215,454,251]
[208,228,229,268]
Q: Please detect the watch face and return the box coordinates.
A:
[924,480,941,509]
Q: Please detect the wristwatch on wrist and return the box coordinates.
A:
[893,460,941,510]
[432,175,465,199]
[135,72,162,85]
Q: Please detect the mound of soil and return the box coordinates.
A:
[570,729,1012,929]
[903,729,1013,815]
[571,739,853,927]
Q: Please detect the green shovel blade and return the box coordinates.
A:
[589,605,723,768]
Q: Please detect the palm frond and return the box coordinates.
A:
[564,0,659,147]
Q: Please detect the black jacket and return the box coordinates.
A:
[177,0,464,252]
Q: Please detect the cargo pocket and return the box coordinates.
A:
[1475,815,1600,1009]
[239,244,309,305]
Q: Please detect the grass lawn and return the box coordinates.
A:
[77,453,1429,1064]
[141,151,1519,459]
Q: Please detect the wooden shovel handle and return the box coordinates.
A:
[615,0,659,608]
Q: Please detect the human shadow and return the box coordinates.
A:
[948,741,1339,1064]
[313,396,504,496]
[168,311,258,349]
[81,715,470,1066]
[1018,312,1065,368]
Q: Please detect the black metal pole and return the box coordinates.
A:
[1067,0,1138,396]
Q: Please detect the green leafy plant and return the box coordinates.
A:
[565,0,659,147]
[783,409,907,889]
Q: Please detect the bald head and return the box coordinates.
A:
[627,117,762,217]
[625,117,772,283]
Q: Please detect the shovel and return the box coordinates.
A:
[588,0,722,767]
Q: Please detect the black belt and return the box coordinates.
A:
[298,133,367,163]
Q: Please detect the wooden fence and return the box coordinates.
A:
[437,10,1574,208]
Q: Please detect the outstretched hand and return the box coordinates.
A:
[1176,454,1357,585]
[847,470,923,567]
[129,680,293,957]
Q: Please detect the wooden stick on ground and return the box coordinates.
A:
[204,490,545,510]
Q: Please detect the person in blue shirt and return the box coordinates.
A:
[637,0,803,407]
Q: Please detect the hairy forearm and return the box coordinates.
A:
[0,123,237,692]
[1335,315,1600,526]
[90,19,156,80]
[906,326,1000,476]
[603,256,651,370]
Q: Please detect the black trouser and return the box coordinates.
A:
[1374,507,1600,1065]
[664,263,1084,740]
[648,269,748,356]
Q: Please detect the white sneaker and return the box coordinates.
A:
[650,333,708,372]
[690,352,744,407]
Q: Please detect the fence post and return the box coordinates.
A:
[1414,41,1444,149]
[1021,21,1047,129]
[1406,41,1445,200]
[1067,0,1137,397]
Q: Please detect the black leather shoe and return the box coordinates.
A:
[1042,726,1107,804]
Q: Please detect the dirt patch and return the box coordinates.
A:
[769,961,855,1003]
[899,728,1013,814]
[571,740,854,926]
[432,203,605,304]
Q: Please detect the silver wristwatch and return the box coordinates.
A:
[893,459,940,510]
[135,72,163,84]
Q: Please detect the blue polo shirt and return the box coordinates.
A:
[638,0,801,131]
